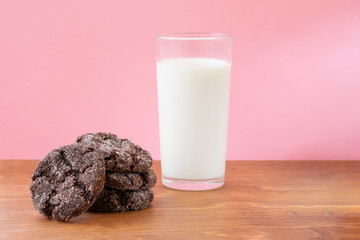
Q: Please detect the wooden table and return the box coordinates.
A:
[0,160,360,239]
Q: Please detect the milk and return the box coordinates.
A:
[157,58,231,180]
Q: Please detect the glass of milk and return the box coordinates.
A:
[156,33,232,191]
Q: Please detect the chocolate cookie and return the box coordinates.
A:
[30,144,106,221]
[105,169,157,191]
[76,132,153,172]
[88,188,154,212]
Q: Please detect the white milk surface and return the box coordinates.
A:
[157,58,231,180]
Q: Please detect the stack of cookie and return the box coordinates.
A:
[30,132,156,221]
[76,133,156,213]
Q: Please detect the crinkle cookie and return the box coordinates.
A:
[76,132,153,172]
[88,188,154,212]
[30,144,106,221]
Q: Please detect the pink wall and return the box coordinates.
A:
[1,0,360,160]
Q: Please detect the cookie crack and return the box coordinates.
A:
[126,173,140,190]
[75,176,92,203]
[59,149,91,204]
[139,172,148,190]
[79,162,92,174]
[59,149,73,176]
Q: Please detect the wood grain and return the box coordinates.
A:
[0,160,360,239]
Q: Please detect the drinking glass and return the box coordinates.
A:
[156,33,232,190]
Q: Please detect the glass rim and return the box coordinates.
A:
[156,32,232,40]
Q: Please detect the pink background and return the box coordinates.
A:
[1,0,360,160]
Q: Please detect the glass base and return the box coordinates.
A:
[162,176,224,191]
